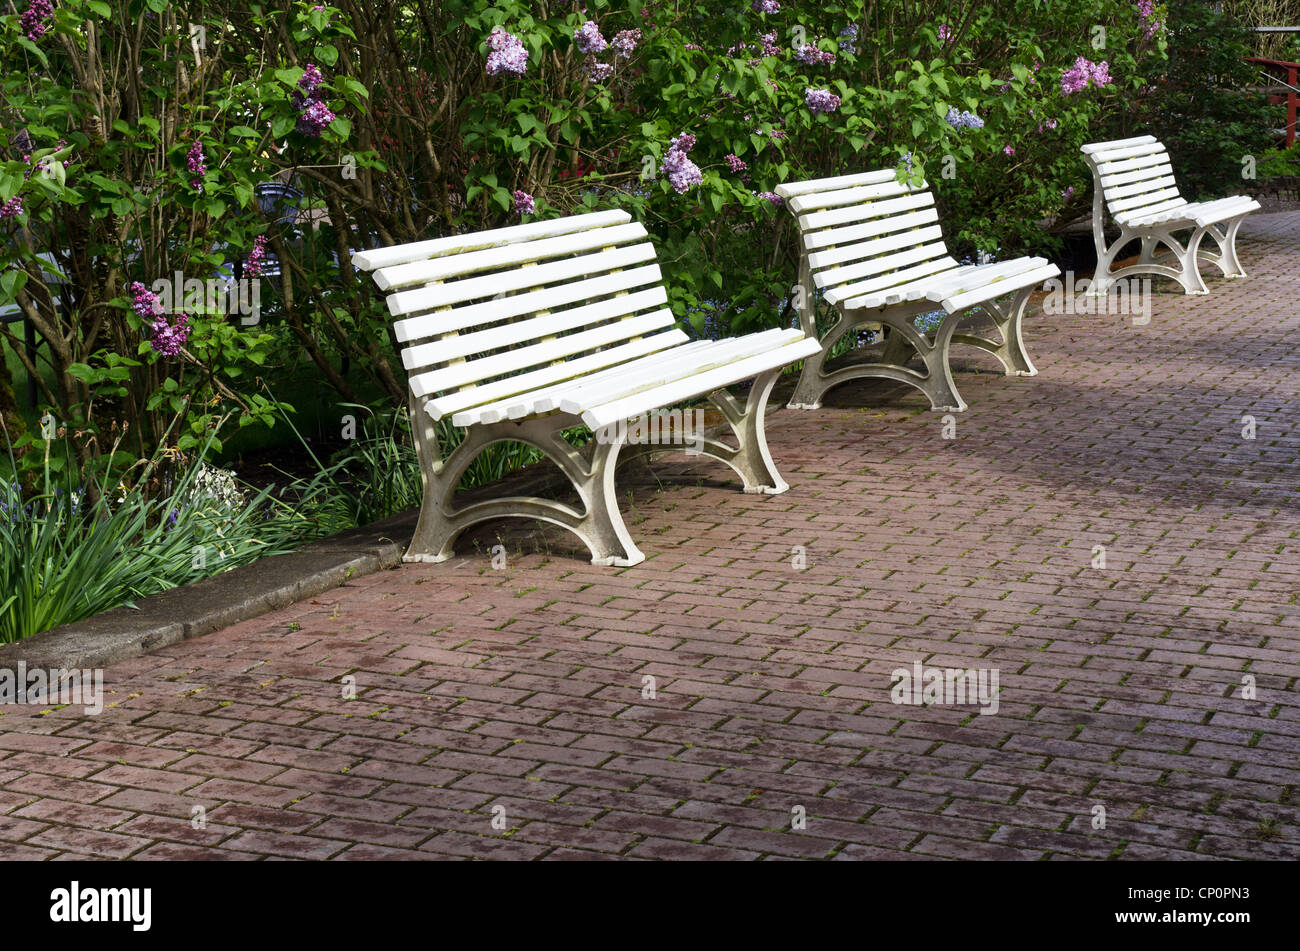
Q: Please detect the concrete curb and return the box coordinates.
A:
[0,510,418,672]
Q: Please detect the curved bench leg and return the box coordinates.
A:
[705,368,790,494]
[953,287,1038,377]
[404,402,644,567]
[1207,217,1247,278]
[1172,228,1210,295]
[787,339,830,410]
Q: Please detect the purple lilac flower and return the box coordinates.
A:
[759,31,781,57]
[725,153,748,173]
[296,99,335,137]
[574,21,607,54]
[804,88,841,115]
[244,236,268,280]
[660,134,702,194]
[20,0,54,41]
[149,312,191,358]
[186,140,206,191]
[299,64,324,95]
[795,44,836,66]
[838,24,858,55]
[1003,145,1015,156]
[486,26,529,76]
[612,29,641,58]
[586,62,613,82]
[945,107,984,130]
[127,282,161,319]
[756,191,783,205]
[937,24,952,43]
[899,151,915,174]
[512,190,535,215]
[1061,56,1112,95]
[1062,186,1075,201]
[1136,0,1164,38]
[0,197,22,219]
[752,0,780,12]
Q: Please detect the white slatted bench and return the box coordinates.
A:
[351,209,819,567]
[775,170,1060,412]
[1081,135,1260,296]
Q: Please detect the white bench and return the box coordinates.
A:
[776,170,1060,413]
[1081,135,1260,296]
[352,210,819,567]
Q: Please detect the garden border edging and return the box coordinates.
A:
[0,509,417,672]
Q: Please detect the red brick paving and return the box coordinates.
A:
[1,212,1298,860]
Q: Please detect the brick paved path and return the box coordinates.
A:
[2,213,1298,861]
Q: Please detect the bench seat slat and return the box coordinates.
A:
[411,309,677,395]
[425,331,689,421]
[824,255,962,306]
[552,329,801,416]
[938,263,1062,312]
[581,336,822,430]
[817,240,951,293]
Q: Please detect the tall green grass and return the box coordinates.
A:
[0,430,322,643]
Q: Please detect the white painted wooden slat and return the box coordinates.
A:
[1089,141,1166,165]
[804,216,942,251]
[816,240,951,294]
[1104,175,1178,200]
[797,191,934,231]
[1116,198,1189,225]
[844,262,986,310]
[551,329,800,416]
[582,337,822,430]
[1092,153,1175,180]
[1080,134,1158,154]
[807,226,945,271]
[918,258,1049,301]
[1191,196,1259,226]
[939,263,1060,312]
[386,243,657,315]
[786,180,914,215]
[373,223,649,290]
[479,340,723,423]
[393,263,663,341]
[775,169,902,199]
[1110,187,1182,214]
[823,256,961,306]
[351,210,631,271]
[1099,162,1175,189]
[429,331,690,422]
[409,310,678,394]
[402,286,668,371]
[803,209,939,266]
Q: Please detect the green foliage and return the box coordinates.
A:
[1139,0,1282,198]
[0,427,321,643]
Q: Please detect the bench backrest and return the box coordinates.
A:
[351,210,683,421]
[775,170,959,309]
[1080,135,1187,226]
